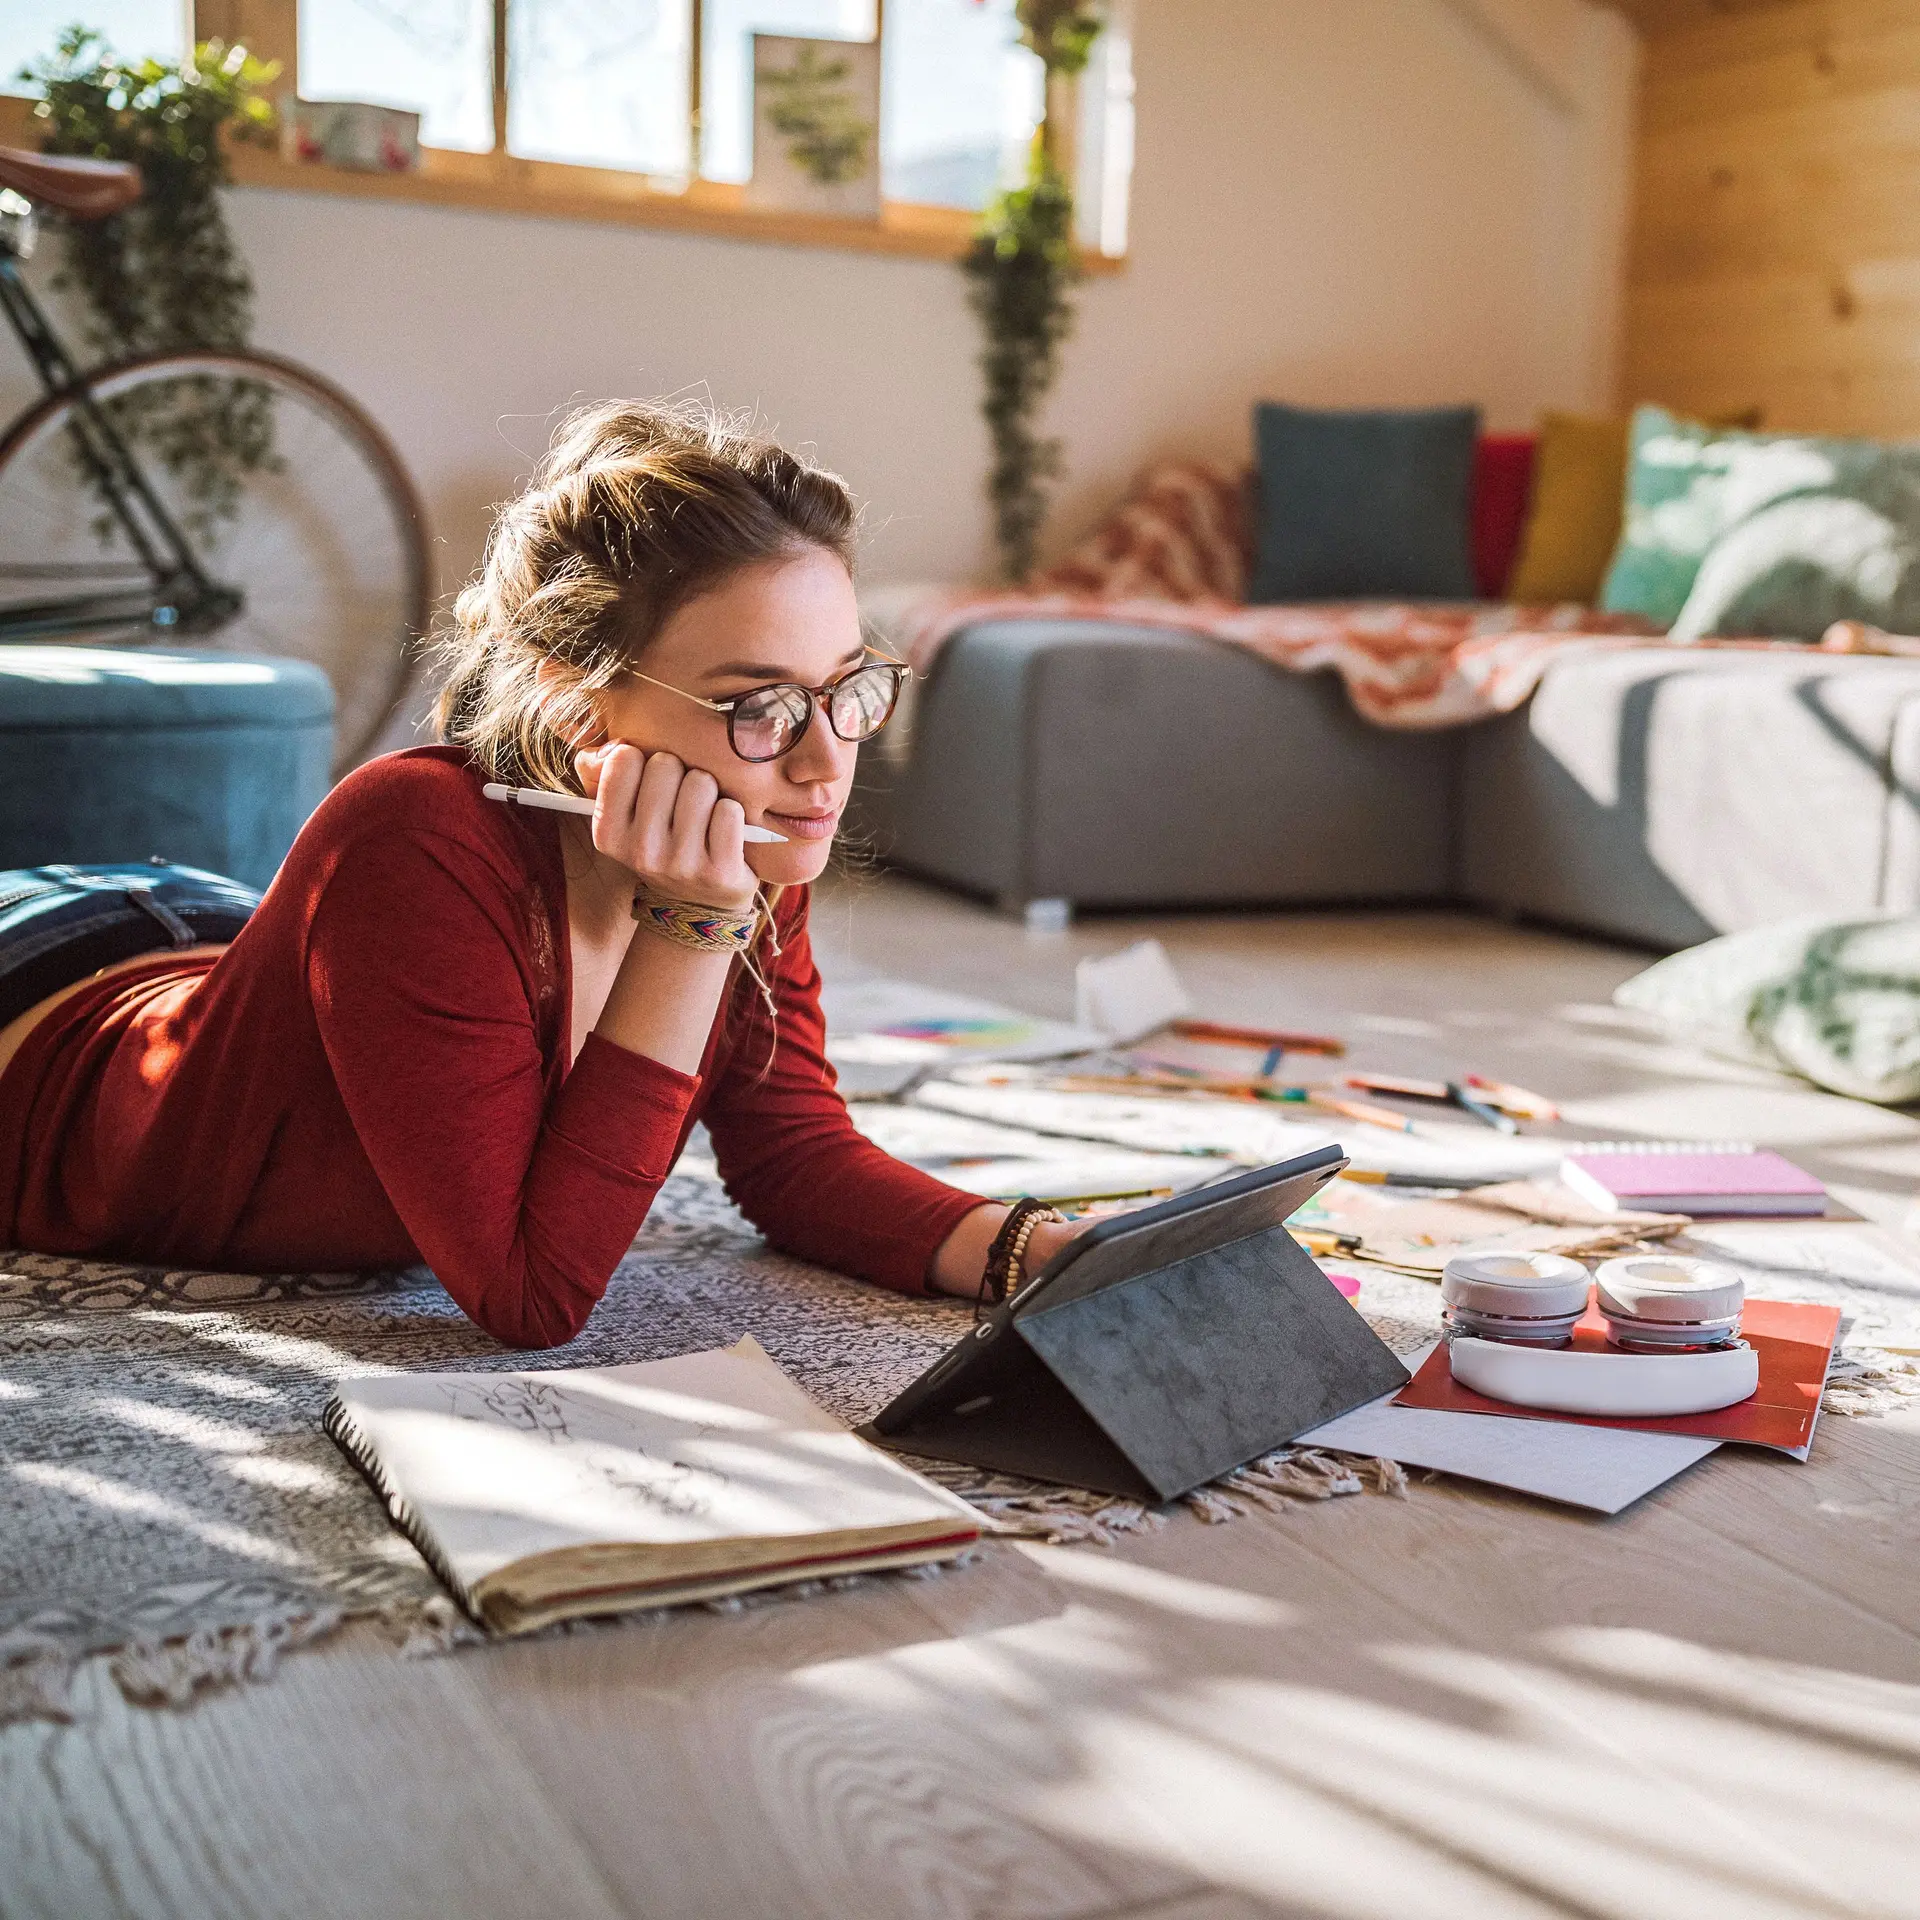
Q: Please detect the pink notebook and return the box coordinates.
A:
[1559,1145,1825,1217]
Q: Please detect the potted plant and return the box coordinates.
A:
[19,27,280,534]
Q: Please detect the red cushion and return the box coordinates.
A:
[1471,433,1537,599]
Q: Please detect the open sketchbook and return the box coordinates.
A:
[324,1337,984,1635]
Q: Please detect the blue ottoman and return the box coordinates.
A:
[0,646,334,892]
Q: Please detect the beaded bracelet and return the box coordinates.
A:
[978,1197,1064,1316]
[632,890,761,954]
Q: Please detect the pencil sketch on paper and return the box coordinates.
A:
[436,1376,732,1523]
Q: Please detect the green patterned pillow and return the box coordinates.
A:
[1599,405,1920,639]
[1615,914,1920,1105]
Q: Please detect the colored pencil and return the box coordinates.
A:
[1307,1090,1416,1133]
[1345,1072,1451,1101]
[1447,1082,1519,1134]
[1170,1018,1346,1056]
[1044,1073,1312,1102]
[1463,1074,1562,1121]
[1288,1228,1363,1257]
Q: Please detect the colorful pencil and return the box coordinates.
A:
[1463,1074,1562,1121]
[1170,1018,1346,1057]
[1307,1090,1416,1133]
[1288,1227,1364,1257]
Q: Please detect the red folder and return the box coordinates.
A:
[1394,1297,1841,1458]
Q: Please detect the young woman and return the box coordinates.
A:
[0,402,1082,1345]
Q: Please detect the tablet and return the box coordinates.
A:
[868,1145,1410,1502]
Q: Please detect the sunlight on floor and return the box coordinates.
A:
[12,1461,306,1567]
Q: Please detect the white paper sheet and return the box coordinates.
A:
[913,1071,1565,1185]
[1297,1347,1721,1514]
[1074,939,1193,1042]
[1672,1220,1920,1353]
[819,976,1106,1097]
[848,1102,1223,1202]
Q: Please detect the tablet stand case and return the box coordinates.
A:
[870,1207,1411,1503]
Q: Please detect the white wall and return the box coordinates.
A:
[8,0,1638,601]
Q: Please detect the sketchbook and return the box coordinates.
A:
[324,1337,984,1635]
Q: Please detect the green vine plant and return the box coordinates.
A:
[961,0,1104,583]
[20,27,280,540]
[758,44,875,187]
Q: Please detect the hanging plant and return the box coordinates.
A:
[962,0,1104,583]
[20,27,280,537]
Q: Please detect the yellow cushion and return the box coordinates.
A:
[1506,411,1630,605]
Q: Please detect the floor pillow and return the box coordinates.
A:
[1615,912,1920,1105]
[1602,406,1920,639]
[1249,402,1480,602]
[1505,411,1629,605]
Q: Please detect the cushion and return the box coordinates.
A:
[1470,433,1536,599]
[1249,402,1480,602]
[1615,912,1920,1105]
[1505,411,1630,605]
[1036,462,1248,602]
[0,644,335,727]
[1603,406,1920,638]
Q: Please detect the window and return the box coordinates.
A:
[2,0,188,94]
[881,0,1040,210]
[1,1,1130,263]
[299,0,494,153]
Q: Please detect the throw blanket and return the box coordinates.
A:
[869,462,1669,730]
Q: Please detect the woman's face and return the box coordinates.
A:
[590,546,867,889]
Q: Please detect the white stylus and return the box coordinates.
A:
[482,782,789,843]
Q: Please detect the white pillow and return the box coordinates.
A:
[1614,913,1920,1105]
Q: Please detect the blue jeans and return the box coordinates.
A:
[0,862,260,1029]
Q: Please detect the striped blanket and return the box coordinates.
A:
[869,462,1670,730]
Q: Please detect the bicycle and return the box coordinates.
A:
[0,145,431,773]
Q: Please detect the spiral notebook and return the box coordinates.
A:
[325,1337,984,1635]
[1559,1143,1825,1217]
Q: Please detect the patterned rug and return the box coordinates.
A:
[0,1162,1446,1724]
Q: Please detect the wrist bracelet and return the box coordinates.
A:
[980,1198,1064,1313]
[632,890,761,954]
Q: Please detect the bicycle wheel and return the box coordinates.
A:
[0,348,430,772]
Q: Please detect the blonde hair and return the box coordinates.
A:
[435,399,859,788]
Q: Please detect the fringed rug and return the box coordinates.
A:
[0,1166,1445,1726]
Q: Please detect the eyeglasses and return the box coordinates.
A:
[631,656,910,764]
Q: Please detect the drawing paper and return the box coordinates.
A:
[1299,1350,1719,1513]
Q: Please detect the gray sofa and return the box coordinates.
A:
[856,620,1920,951]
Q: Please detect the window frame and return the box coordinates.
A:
[0,0,1126,269]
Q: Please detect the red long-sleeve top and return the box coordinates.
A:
[0,747,984,1346]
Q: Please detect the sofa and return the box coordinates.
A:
[856,621,1920,951]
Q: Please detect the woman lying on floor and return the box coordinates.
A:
[0,402,1081,1344]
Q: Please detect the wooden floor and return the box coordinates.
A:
[7,878,1920,1920]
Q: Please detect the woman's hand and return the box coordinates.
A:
[576,742,758,912]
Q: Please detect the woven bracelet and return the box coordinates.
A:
[632,891,760,954]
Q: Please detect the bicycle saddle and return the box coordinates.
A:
[0,146,141,220]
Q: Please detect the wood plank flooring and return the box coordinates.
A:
[6,880,1919,1920]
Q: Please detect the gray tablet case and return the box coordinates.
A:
[868,1148,1411,1503]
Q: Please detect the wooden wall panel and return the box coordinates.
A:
[1621,0,1920,434]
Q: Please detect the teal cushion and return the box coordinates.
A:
[0,644,335,726]
[1600,405,1920,638]
[1250,402,1480,602]
[0,645,335,891]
